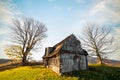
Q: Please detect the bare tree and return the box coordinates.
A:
[80,23,113,64]
[11,17,47,65]
[4,45,32,61]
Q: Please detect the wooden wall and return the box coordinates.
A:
[60,53,87,73]
[48,56,60,73]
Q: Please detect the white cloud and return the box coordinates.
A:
[0,0,21,59]
[0,29,9,35]
[114,27,120,45]
[75,0,84,3]
[115,27,120,34]
[48,0,55,2]
[0,29,6,34]
[89,1,106,16]
[110,27,120,60]
[0,0,21,24]
[0,40,11,58]
[89,0,120,24]
[53,6,62,11]
[54,6,73,12]
[67,7,73,11]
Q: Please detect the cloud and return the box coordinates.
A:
[110,27,120,60]
[0,0,20,58]
[0,40,11,58]
[48,0,55,2]
[89,0,120,24]
[53,6,62,11]
[0,29,9,35]
[114,27,120,44]
[0,0,21,25]
[66,7,73,11]
[115,27,120,34]
[75,0,84,3]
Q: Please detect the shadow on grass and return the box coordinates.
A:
[62,65,120,80]
[0,61,44,72]
[0,62,22,72]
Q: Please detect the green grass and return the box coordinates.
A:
[0,65,120,80]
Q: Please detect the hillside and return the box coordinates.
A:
[0,59,13,64]
[0,65,120,80]
[88,56,120,66]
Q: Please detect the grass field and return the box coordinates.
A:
[0,65,120,80]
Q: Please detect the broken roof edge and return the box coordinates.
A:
[53,34,76,47]
[43,34,75,58]
[43,34,87,58]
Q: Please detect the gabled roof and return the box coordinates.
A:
[43,34,88,58]
[53,34,75,48]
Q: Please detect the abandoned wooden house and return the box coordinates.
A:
[43,34,88,74]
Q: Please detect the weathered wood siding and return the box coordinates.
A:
[79,56,87,70]
[60,53,74,73]
[61,35,82,53]
[48,56,60,73]
[60,53,87,73]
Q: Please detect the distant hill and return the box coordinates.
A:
[88,56,120,66]
[0,59,12,64]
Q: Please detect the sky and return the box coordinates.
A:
[0,0,120,60]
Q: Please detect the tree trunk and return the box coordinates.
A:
[96,52,103,65]
[22,54,27,65]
